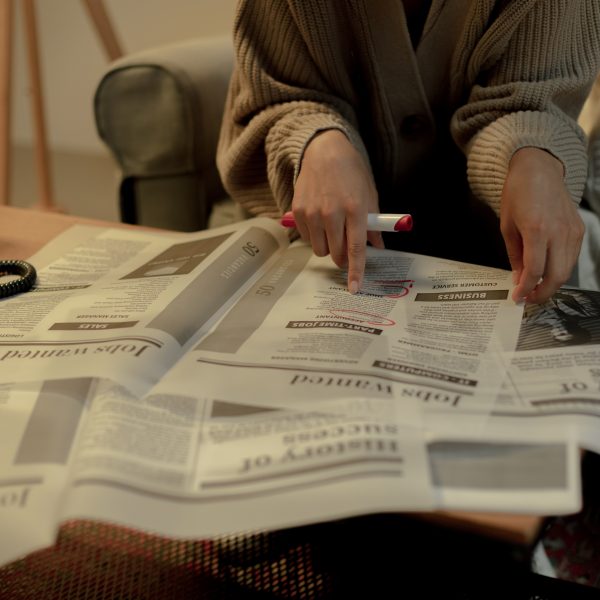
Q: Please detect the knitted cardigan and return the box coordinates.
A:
[216,0,600,219]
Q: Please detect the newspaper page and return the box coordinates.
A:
[61,382,433,540]
[417,286,600,515]
[501,286,600,447]
[186,244,578,515]
[0,219,584,564]
[0,218,288,563]
[0,218,288,395]
[195,243,523,412]
[56,242,578,546]
[484,287,600,459]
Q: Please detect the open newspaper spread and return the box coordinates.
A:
[0,217,593,565]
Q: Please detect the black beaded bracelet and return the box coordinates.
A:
[0,260,37,299]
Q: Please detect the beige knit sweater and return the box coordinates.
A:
[216,0,600,218]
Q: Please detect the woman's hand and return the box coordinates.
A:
[292,129,383,293]
[501,147,585,304]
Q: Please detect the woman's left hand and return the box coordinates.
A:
[500,147,585,304]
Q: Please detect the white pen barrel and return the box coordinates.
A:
[366,214,410,232]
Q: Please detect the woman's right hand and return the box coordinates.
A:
[291,129,383,294]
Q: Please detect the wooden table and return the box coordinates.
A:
[0,204,545,548]
[0,204,124,258]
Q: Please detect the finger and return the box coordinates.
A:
[526,230,580,304]
[525,247,563,304]
[308,228,330,257]
[345,212,368,294]
[524,211,585,304]
[367,230,385,250]
[325,212,349,268]
[291,206,311,243]
[514,234,547,302]
[501,220,524,293]
[304,211,330,257]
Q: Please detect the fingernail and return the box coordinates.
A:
[349,280,359,294]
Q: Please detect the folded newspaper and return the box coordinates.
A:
[1,217,598,565]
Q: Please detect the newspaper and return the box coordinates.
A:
[0,217,590,565]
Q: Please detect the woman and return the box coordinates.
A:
[217,0,600,303]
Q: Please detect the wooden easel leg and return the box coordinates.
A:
[0,0,12,206]
[21,0,58,212]
[81,0,124,61]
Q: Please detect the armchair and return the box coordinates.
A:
[94,35,245,231]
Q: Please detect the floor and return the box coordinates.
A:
[8,144,121,222]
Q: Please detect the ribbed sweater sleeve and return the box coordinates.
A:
[216,0,367,217]
[451,0,600,213]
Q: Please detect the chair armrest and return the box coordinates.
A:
[94,36,233,231]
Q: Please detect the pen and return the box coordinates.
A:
[280,212,413,232]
